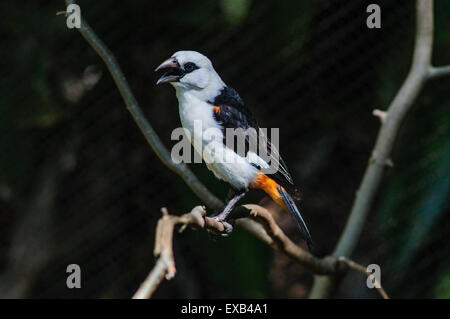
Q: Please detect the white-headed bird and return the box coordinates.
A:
[156,51,312,249]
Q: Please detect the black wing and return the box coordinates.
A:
[209,86,295,191]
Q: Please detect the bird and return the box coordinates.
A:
[155,50,312,249]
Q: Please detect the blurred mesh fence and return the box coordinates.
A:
[0,0,448,298]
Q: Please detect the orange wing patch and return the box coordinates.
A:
[213,106,221,114]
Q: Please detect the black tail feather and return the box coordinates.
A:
[278,186,313,251]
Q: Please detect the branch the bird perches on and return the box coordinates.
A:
[132,205,388,299]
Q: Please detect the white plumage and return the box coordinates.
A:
[176,88,259,190]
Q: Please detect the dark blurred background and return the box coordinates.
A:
[0,0,449,298]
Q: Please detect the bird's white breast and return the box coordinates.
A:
[177,91,221,141]
[176,91,258,190]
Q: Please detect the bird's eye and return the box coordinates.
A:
[183,62,197,73]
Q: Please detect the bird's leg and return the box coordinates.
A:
[210,189,247,235]
[215,191,246,221]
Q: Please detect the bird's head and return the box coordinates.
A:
[155,51,224,99]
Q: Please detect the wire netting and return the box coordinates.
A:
[0,0,449,298]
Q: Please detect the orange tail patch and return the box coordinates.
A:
[250,172,287,209]
[251,173,313,250]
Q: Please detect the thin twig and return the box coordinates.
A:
[310,0,450,298]
[339,257,389,299]
[428,65,450,79]
[64,0,222,209]
[132,258,168,299]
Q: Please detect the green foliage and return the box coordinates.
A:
[220,0,251,25]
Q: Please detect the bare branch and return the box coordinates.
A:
[133,205,389,299]
[339,257,389,300]
[238,205,341,275]
[64,0,222,210]
[372,109,387,123]
[428,65,450,79]
[132,206,206,299]
[310,0,450,298]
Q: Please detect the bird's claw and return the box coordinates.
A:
[219,219,233,236]
[207,216,234,237]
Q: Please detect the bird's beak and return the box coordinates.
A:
[155,57,183,85]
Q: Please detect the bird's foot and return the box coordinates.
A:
[214,216,234,235]
[206,215,234,237]
[206,190,245,237]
